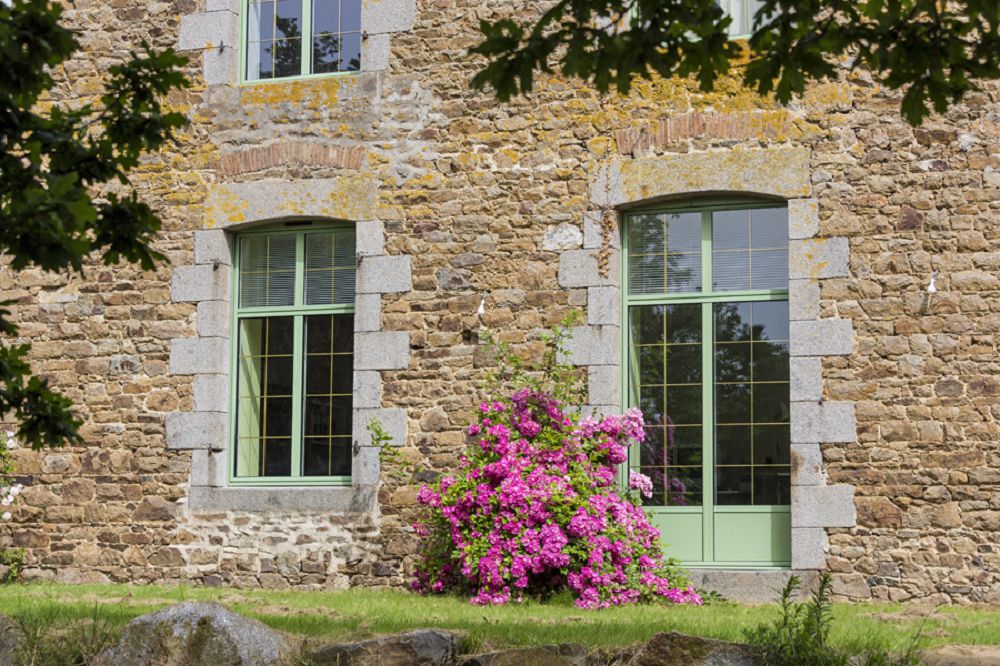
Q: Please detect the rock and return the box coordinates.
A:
[436,268,471,291]
[0,614,22,666]
[132,496,177,522]
[459,644,589,666]
[856,497,903,528]
[627,632,757,666]
[310,629,458,665]
[542,223,583,251]
[93,602,289,666]
[922,645,1000,666]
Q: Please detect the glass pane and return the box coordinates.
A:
[313,34,340,74]
[234,317,295,478]
[712,249,750,291]
[672,426,703,466]
[303,438,351,476]
[667,467,702,507]
[715,302,751,342]
[753,384,789,423]
[306,231,356,305]
[249,1,275,42]
[753,425,790,465]
[717,467,751,505]
[302,314,354,476]
[752,301,789,341]
[274,38,302,78]
[713,301,790,505]
[265,356,293,396]
[628,212,702,295]
[331,354,353,394]
[754,468,791,505]
[638,385,664,419]
[332,395,352,435]
[240,235,296,308]
[630,305,663,345]
[637,346,664,385]
[665,344,700,385]
[752,341,789,382]
[305,355,331,394]
[341,0,361,32]
[716,426,751,465]
[751,249,789,290]
[751,207,787,250]
[304,438,333,476]
[630,303,703,507]
[637,467,666,506]
[263,439,292,476]
[275,0,302,38]
[665,304,701,343]
[340,32,361,72]
[716,342,750,383]
[712,209,749,252]
[712,206,788,292]
[716,383,750,423]
[304,397,331,436]
[313,0,340,34]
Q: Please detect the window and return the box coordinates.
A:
[624,202,790,566]
[244,0,362,82]
[717,0,766,37]
[232,223,356,485]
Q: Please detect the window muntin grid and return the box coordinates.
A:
[232,225,356,483]
[245,0,362,82]
[716,0,767,37]
[713,301,790,505]
[302,314,354,476]
[630,303,704,507]
[626,203,789,510]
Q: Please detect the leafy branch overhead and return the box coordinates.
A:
[0,0,189,449]
[470,0,1000,125]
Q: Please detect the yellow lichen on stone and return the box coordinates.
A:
[240,76,346,108]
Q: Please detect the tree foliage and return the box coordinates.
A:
[0,0,188,449]
[471,0,1000,125]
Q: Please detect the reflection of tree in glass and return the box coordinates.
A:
[272,16,301,77]
[642,415,691,507]
[313,33,340,73]
[629,214,700,294]
[713,301,790,500]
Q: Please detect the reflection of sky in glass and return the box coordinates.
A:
[312,0,362,74]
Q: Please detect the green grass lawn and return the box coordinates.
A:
[0,582,998,655]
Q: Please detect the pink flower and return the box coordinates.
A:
[629,471,654,498]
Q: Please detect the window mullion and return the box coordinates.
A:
[700,209,716,561]
[301,0,312,76]
[290,315,304,478]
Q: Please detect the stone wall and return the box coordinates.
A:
[0,0,998,601]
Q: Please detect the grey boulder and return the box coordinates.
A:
[627,632,758,666]
[0,614,21,666]
[309,629,459,665]
[459,644,589,666]
[93,601,289,666]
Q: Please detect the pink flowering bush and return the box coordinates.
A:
[413,388,702,609]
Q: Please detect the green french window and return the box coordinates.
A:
[230,223,357,486]
[623,201,791,567]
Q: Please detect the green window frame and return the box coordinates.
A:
[622,199,791,567]
[229,221,356,486]
[628,1,768,39]
[241,0,362,83]
[716,0,767,38]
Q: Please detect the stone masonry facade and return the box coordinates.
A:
[0,0,998,602]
